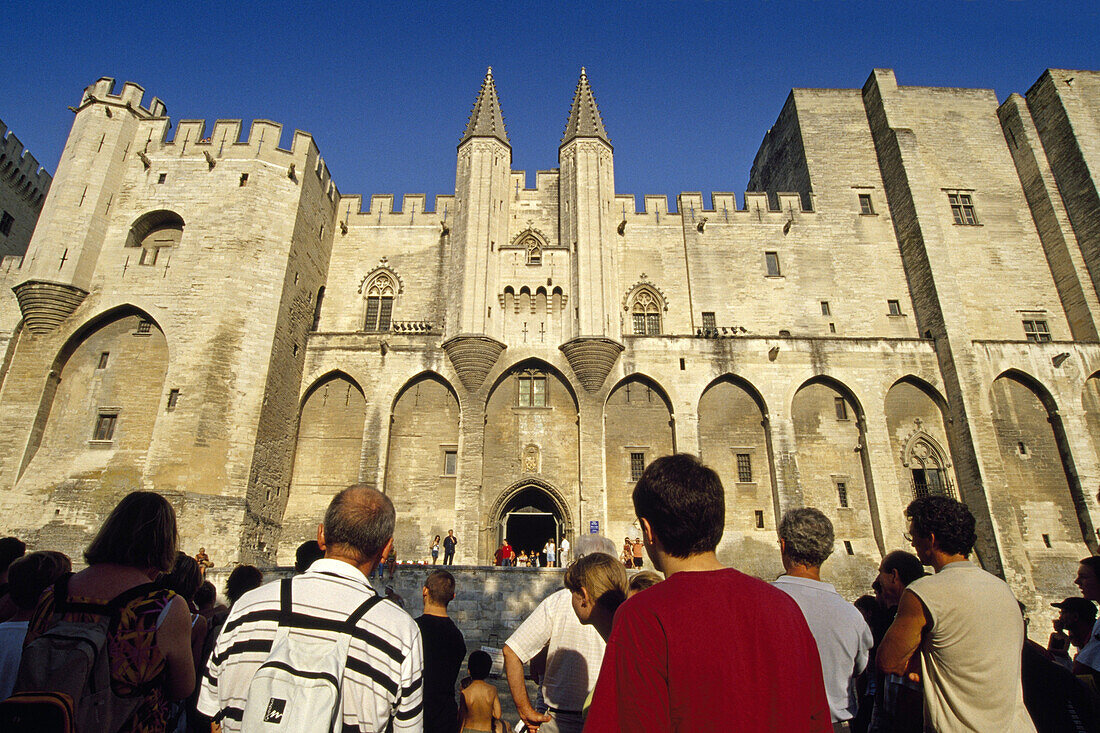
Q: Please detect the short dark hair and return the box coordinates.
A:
[323,485,395,562]
[632,454,724,558]
[881,550,926,585]
[1080,556,1100,578]
[85,492,178,572]
[194,580,217,609]
[468,650,492,680]
[778,508,834,567]
[161,551,202,601]
[424,570,455,605]
[905,496,976,557]
[295,540,325,573]
[0,537,26,573]
[225,565,264,604]
[854,595,879,617]
[7,551,70,609]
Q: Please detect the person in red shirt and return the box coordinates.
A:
[584,454,832,733]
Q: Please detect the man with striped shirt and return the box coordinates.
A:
[198,485,424,732]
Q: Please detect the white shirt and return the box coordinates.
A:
[0,620,29,700]
[198,559,423,732]
[773,575,872,723]
[505,588,604,711]
[1074,617,1100,671]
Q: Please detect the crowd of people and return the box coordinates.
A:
[0,453,1097,731]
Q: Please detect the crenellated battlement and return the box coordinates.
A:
[611,190,814,221]
[80,80,342,200]
[80,78,166,118]
[334,193,458,227]
[0,119,53,201]
[136,118,338,201]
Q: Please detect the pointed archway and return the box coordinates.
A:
[488,478,573,564]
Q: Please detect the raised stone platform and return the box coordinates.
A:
[206,564,569,650]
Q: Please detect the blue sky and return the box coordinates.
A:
[2,1,1097,211]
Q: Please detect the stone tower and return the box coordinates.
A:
[15,80,165,335]
[443,68,510,394]
[557,69,624,392]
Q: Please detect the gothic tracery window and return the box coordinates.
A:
[526,238,542,266]
[630,290,662,335]
[907,436,954,500]
[364,274,395,332]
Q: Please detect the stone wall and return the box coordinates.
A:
[0,119,51,260]
[3,69,1100,643]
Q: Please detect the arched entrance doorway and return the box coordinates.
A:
[489,479,572,564]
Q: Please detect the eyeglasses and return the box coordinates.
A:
[903,532,914,542]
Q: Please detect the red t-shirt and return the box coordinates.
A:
[584,568,831,732]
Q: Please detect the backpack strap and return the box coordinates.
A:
[345,594,383,629]
[278,577,293,629]
[50,573,114,617]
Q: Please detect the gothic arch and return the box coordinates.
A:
[358,267,399,332]
[994,368,1060,414]
[887,375,948,411]
[791,373,883,554]
[298,369,364,409]
[990,369,1096,556]
[488,477,574,534]
[699,373,769,417]
[697,373,781,575]
[389,370,460,414]
[605,373,675,415]
[18,305,169,484]
[621,278,669,312]
[485,357,580,411]
[622,281,667,336]
[54,304,168,365]
[792,374,867,420]
[281,371,368,565]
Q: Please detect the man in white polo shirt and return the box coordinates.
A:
[774,508,872,732]
[503,534,614,733]
[198,485,423,732]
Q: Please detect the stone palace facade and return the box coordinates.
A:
[0,67,1098,608]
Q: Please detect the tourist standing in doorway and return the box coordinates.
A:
[545,539,556,568]
[560,536,571,565]
[502,540,514,567]
[431,535,441,565]
[443,529,457,565]
[631,538,644,568]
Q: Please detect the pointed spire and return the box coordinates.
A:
[561,67,610,147]
[460,66,509,147]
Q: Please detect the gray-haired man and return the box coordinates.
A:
[774,508,872,732]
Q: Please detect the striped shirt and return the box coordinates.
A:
[197,558,423,732]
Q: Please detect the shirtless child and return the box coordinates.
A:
[459,650,504,733]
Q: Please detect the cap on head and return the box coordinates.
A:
[1052,596,1098,623]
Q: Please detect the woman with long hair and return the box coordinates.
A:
[22,491,195,732]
